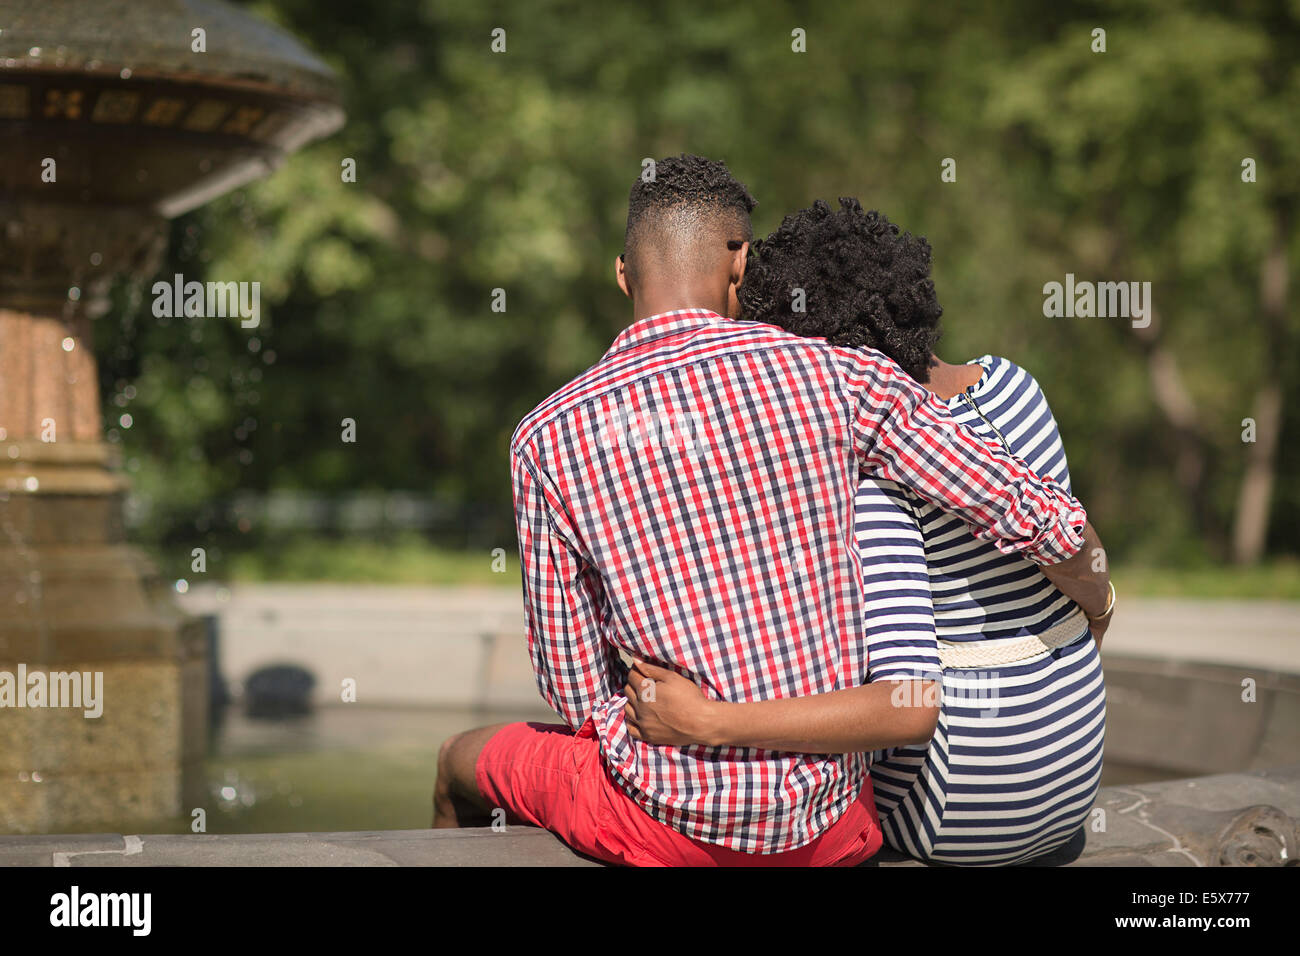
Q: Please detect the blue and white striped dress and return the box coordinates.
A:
[857,355,1106,865]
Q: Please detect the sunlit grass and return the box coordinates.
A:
[221,536,1300,598]
[1111,559,1300,600]
[225,535,514,587]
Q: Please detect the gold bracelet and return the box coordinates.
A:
[1089,581,1117,622]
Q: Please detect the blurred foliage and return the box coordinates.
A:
[93,0,1300,578]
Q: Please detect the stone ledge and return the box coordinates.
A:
[0,826,599,867]
[2,765,1296,867]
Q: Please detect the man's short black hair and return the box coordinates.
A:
[623,154,757,288]
[738,198,943,382]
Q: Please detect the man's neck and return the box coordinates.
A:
[631,284,728,323]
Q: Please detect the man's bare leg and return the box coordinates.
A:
[432,723,511,828]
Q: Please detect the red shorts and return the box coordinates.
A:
[475,719,882,867]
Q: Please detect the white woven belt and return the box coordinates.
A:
[935,609,1091,669]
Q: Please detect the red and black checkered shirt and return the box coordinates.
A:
[510,309,1086,854]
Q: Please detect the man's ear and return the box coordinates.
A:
[729,241,750,288]
[722,242,749,320]
[615,254,633,300]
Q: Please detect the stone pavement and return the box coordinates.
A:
[176,585,1300,710]
[1102,599,1299,671]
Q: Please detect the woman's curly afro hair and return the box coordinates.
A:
[738,198,943,382]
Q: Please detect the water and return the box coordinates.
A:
[92,705,1176,835]
[197,705,555,834]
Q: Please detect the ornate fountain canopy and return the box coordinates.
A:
[0,0,344,315]
[0,0,344,216]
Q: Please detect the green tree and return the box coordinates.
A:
[95,0,1299,574]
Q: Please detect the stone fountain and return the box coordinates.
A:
[0,0,343,832]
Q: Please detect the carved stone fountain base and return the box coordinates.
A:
[0,436,207,834]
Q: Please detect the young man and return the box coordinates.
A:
[433,154,1100,866]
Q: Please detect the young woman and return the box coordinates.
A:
[624,199,1111,865]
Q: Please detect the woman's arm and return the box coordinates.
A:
[975,360,1112,646]
[1038,520,1113,644]
[624,661,938,753]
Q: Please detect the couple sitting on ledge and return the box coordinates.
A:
[433,154,1113,867]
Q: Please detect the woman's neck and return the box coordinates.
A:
[924,356,983,400]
